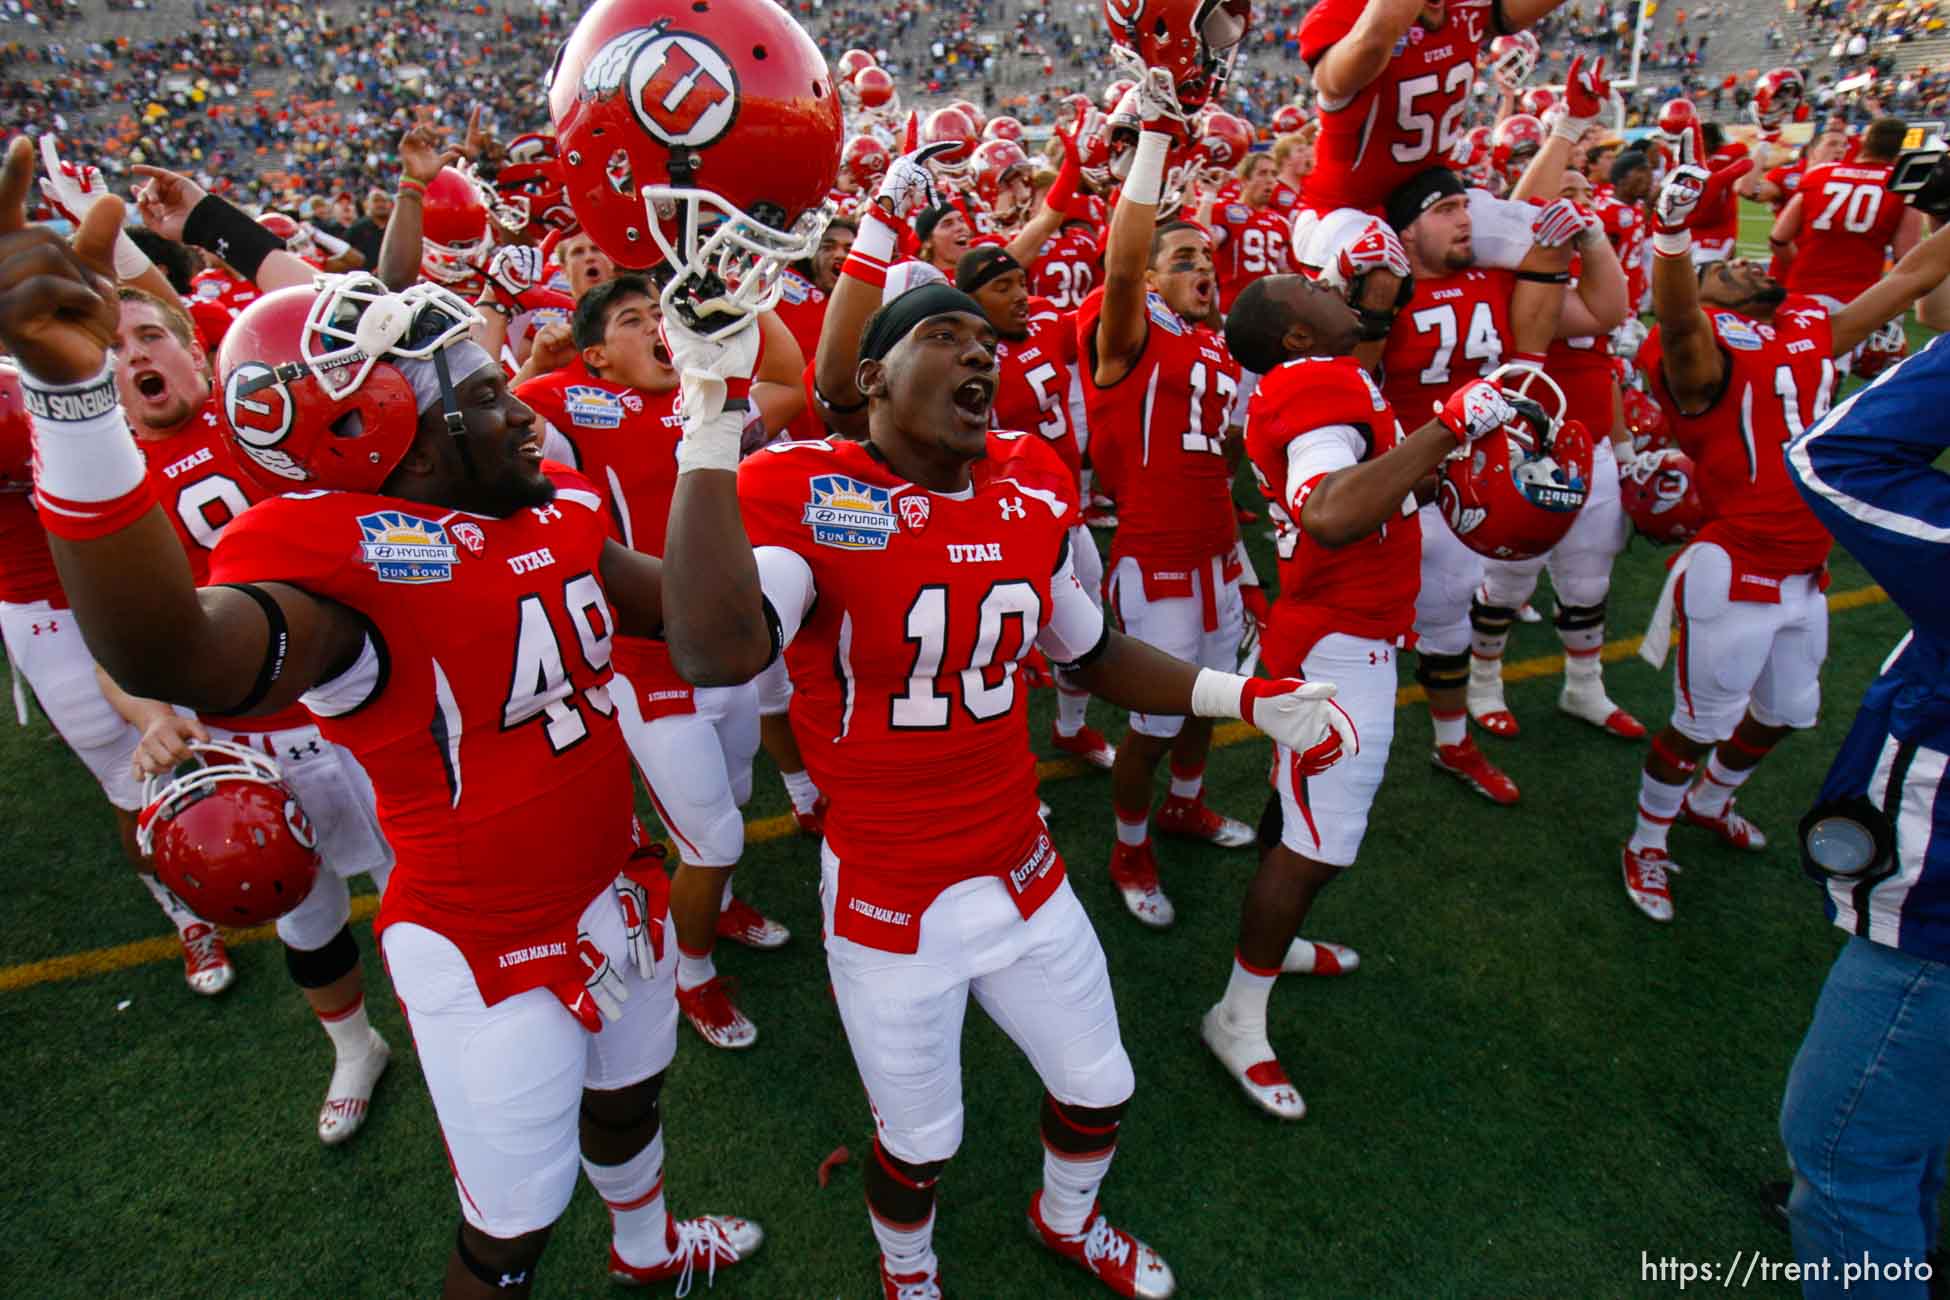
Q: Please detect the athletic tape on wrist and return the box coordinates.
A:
[677,410,745,474]
[1126,131,1170,206]
[22,362,151,531]
[1551,116,1592,143]
[113,231,153,281]
[1652,230,1693,257]
[1190,667,1246,721]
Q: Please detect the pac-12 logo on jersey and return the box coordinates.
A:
[802,475,898,550]
[357,511,461,584]
[564,385,626,428]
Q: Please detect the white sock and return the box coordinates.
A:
[676,945,716,991]
[1563,646,1606,689]
[1629,769,1689,852]
[1114,814,1148,848]
[583,1130,670,1269]
[1167,763,1203,801]
[317,992,375,1060]
[1470,653,1504,682]
[872,1208,937,1278]
[1431,709,1467,748]
[139,872,203,933]
[1686,751,1752,817]
[1041,1147,1115,1236]
[781,768,819,814]
[1219,953,1277,1037]
[1054,685,1090,737]
[1557,614,1607,657]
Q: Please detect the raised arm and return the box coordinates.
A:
[1094,72,1180,386]
[1310,0,1422,107]
[1648,162,1750,411]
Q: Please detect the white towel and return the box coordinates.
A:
[1638,544,1700,670]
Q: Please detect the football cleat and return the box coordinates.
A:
[676,977,758,1050]
[1027,1193,1176,1299]
[1559,682,1648,739]
[1200,1004,1306,1120]
[716,896,791,950]
[1467,657,1520,738]
[793,794,829,837]
[318,1029,390,1146]
[610,1214,764,1290]
[1281,939,1360,976]
[180,921,235,997]
[1621,844,1677,923]
[1108,841,1174,928]
[1155,795,1255,847]
[1051,724,1117,770]
[1517,602,1543,623]
[882,1259,946,1300]
[1431,738,1520,805]
[1083,499,1119,530]
[1681,797,1769,852]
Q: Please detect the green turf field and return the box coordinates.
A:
[0,200,1931,1297]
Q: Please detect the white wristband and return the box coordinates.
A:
[22,361,147,503]
[113,230,153,281]
[1550,113,1594,143]
[1190,667,1246,721]
[1652,229,1694,258]
[853,209,899,265]
[1125,130,1171,207]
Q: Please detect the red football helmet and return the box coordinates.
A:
[1438,366,1594,560]
[1622,386,1670,453]
[1489,32,1540,92]
[1620,446,1705,544]
[419,166,494,287]
[853,65,896,110]
[1102,78,1137,114]
[216,274,478,494]
[1521,86,1559,118]
[1752,67,1806,131]
[921,106,981,170]
[948,98,985,133]
[136,740,321,927]
[1061,92,1095,124]
[548,0,843,327]
[841,134,891,191]
[1492,114,1545,178]
[971,138,1034,223]
[494,133,575,238]
[1200,112,1254,170]
[835,47,877,87]
[1655,97,1704,165]
[982,114,1025,144]
[1270,103,1307,136]
[1102,0,1253,113]
[1450,123,1492,169]
[1853,318,1909,378]
[258,211,317,260]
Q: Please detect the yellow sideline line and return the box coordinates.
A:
[0,584,1889,996]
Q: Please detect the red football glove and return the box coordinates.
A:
[1240,678,1359,776]
[1531,197,1597,249]
[1435,378,1521,445]
[1563,54,1610,121]
[1241,584,1270,634]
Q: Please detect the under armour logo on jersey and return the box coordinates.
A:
[532,504,564,524]
[30,620,56,636]
[287,740,322,761]
[999,497,1025,521]
[496,1270,530,1288]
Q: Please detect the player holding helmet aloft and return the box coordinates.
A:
[1620,157,1950,923]
[1377,162,1620,805]
[1210,215,1548,1119]
[1075,70,1260,929]
[1464,65,1647,743]
[0,133,763,1296]
[1297,0,1575,217]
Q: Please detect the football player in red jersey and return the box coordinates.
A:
[1213,248,1531,1119]
[1379,166,1614,804]
[1689,122,1750,266]
[1596,149,1652,313]
[516,275,797,1052]
[1622,159,1950,922]
[1080,74,1259,928]
[660,271,1356,1300]
[1299,0,1571,216]
[1200,151,1295,311]
[0,145,759,1295]
[107,288,398,1144]
[1772,119,1924,322]
[954,245,1118,771]
[1744,127,1847,281]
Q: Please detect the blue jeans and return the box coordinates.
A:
[1780,937,1950,1299]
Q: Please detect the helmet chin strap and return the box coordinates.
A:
[431,345,475,478]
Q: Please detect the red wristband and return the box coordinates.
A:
[841,249,889,288]
[36,479,158,541]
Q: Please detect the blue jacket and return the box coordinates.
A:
[1787,331,1950,963]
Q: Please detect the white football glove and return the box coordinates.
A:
[487,243,546,299]
[1435,378,1521,444]
[1530,197,1597,249]
[875,142,957,219]
[661,310,760,473]
[615,871,663,981]
[1653,164,1713,234]
[39,135,150,280]
[1241,679,1359,777]
[576,931,629,1025]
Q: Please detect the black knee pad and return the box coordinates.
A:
[580,1071,665,1135]
[1414,650,1470,692]
[1041,1094,1129,1155]
[1469,597,1519,636]
[283,924,359,989]
[1553,601,1607,633]
[865,1140,948,1225]
[454,1223,547,1290]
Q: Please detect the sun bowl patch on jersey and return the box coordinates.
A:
[802,475,898,550]
[1716,315,1765,351]
[564,385,625,428]
[357,512,462,583]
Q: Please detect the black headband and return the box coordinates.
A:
[860,283,987,363]
[955,245,1022,295]
[1386,167,1468,234]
